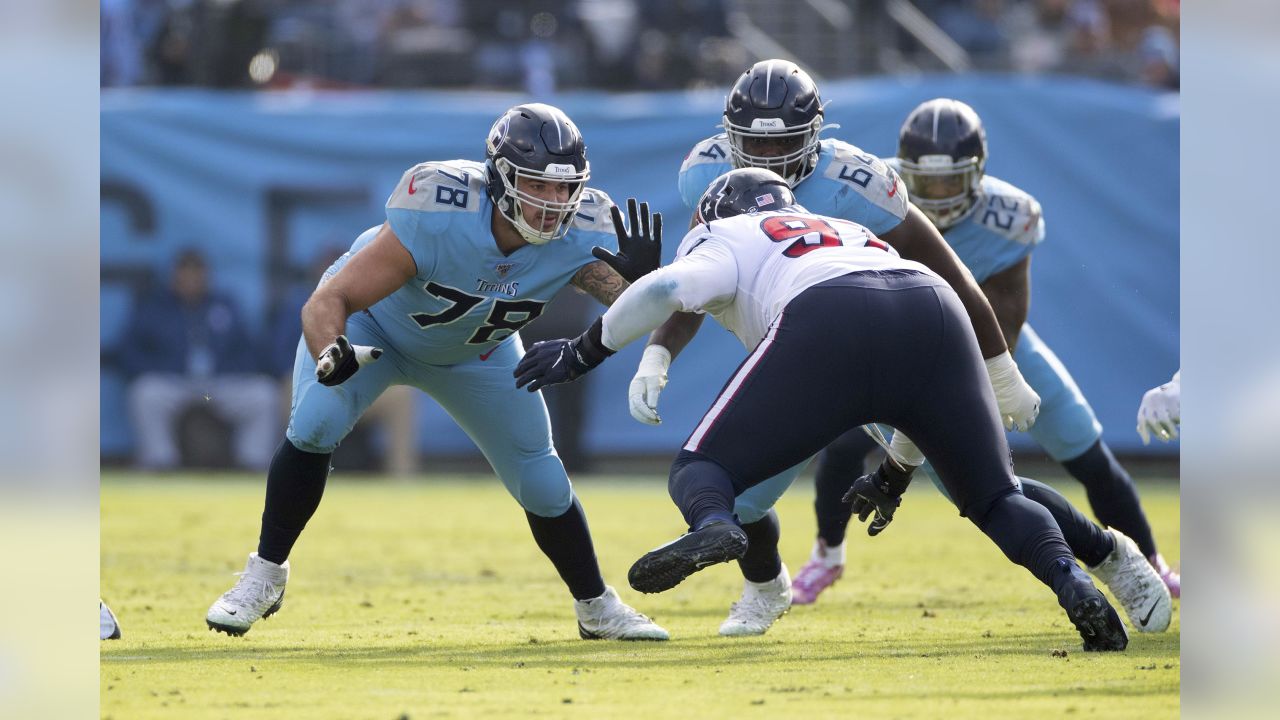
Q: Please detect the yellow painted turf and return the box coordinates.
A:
[101,473,1179,719]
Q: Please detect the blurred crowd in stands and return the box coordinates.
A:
[102,0,1179,93]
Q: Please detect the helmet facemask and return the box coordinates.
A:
[723,115,824,186]
[492,157,590,245]
[898,153,984,230]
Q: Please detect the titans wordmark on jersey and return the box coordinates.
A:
[327,159,617,366]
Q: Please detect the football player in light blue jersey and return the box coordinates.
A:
[632,60,1044,635]
[206,103,670,641]
[796,98,1180,603]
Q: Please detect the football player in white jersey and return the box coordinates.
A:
[204,104,669,641]
[516,168,1129,652]
[657,61,1040,626]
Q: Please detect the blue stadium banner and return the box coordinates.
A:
[102,75,1178,457]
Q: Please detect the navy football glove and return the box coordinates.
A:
[315,335,383,387]
[592,197,662,283]
[843,458,916,536]
[514,317,615,392]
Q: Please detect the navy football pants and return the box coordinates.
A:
[679,269,1018,519]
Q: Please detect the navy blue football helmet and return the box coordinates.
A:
[484,103,591,244]
[722,59,829,186]
[897,98,988,230]
[697,168,797,223]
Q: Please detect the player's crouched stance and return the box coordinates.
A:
[516,168,1129,651]
[207,103,667,641]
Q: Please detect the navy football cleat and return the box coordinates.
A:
[628,521,749,594]
[1056,560,1129,651]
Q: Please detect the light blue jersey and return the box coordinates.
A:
[333,160,617,366]
[679,136,909,236]
[941,175,1043,282]
[287,159,617,517]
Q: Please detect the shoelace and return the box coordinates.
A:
[223,571,280,607]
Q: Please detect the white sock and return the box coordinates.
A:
[811,540,845,568]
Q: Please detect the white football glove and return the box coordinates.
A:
[1137,370,1180,445]
[985,351,1040,431]
[628,345,671,425]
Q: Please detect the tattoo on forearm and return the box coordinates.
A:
[573,261,629,306]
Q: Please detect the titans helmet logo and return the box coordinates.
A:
[488,114,511,153]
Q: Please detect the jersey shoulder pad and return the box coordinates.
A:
[675,221,719,260]
[568,184,616,238]
[812,138,910,231]
[974,175,1044,246]
[678,134,733,210]
[386,160,485,217]
[680,134,732,171]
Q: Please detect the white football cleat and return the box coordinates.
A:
[720,564,792,637]
[100,600,122,640]
[206,552,289,636]
[575,586,669,641]
[1089,529,1171,633]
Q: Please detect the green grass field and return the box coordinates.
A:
[101,472,1179,719]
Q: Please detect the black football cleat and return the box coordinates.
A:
[1057,564,1129,651]
[628,521,749,594]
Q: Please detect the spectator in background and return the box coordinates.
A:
[120,248,277,470]
[267,246,419,475]
[1136,24,1178,89]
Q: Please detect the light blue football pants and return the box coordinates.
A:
[286,313,572,517]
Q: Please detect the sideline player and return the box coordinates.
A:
[205,103,669,641]
[1137,370,1180,445]
[789,98,1179,603]
[516,169,1129,651]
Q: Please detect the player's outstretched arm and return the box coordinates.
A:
[979,256,1031,352]
[515,240,735,393]
[303,223,416,385]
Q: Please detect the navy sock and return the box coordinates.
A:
[1020,477,1115,567]
[738,509,783,583]
[669,450,739,530]
[971,490,1078,595]
[525,497,607,601]
[257,439,332,565]
[813,429,878,545]
[1061,440,1158,558]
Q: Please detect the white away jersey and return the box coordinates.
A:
[668,208,938,349]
